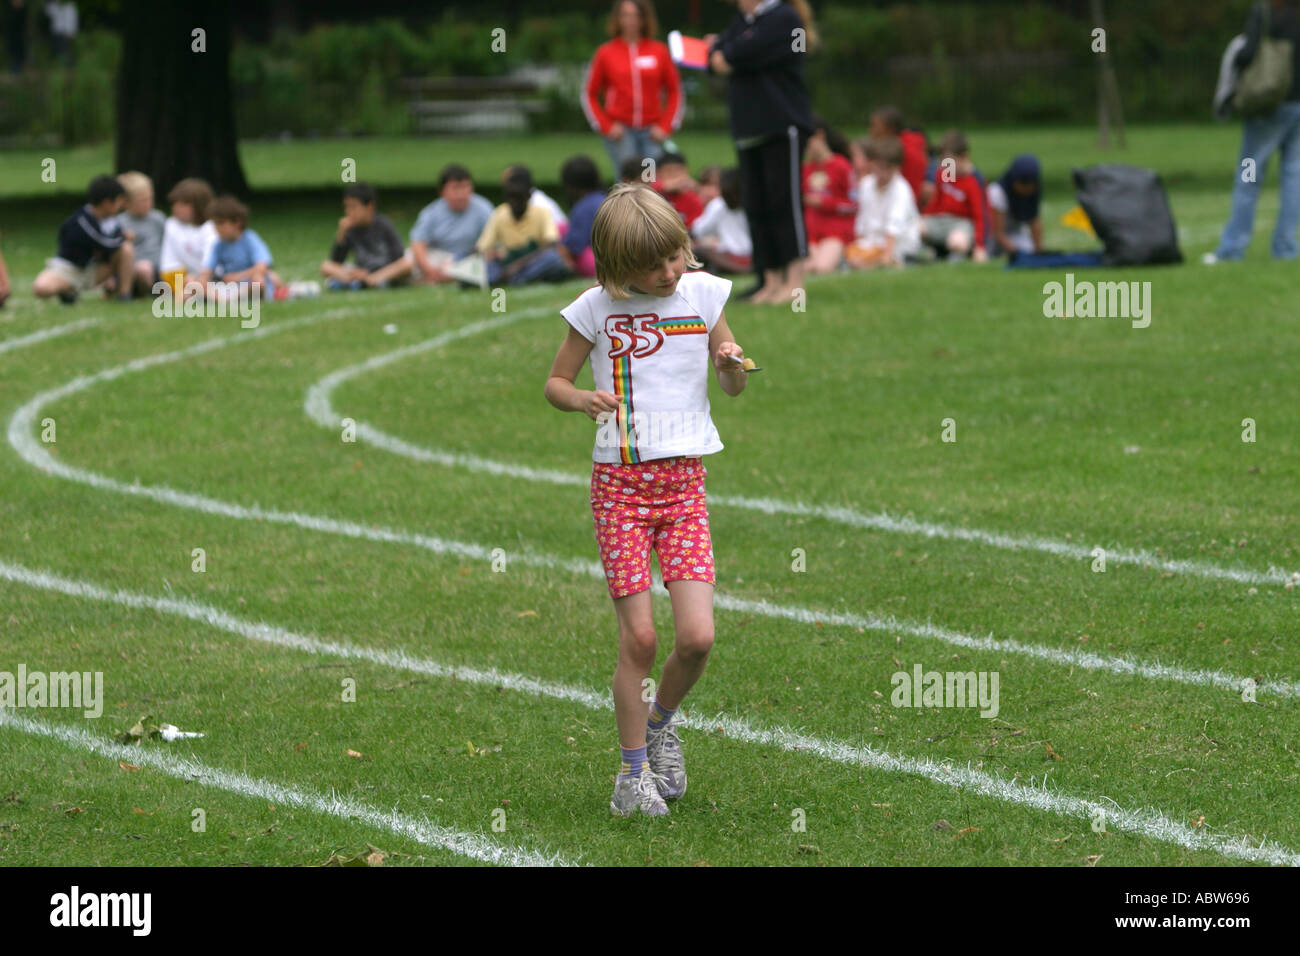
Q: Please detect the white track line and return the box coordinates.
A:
[0,707,567,867]
[308,328,1296,590]
[0,316,105,355]
[0,558,1294,867]
[9,311,1298,699]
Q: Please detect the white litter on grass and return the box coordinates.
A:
[0,708,569,867]
[158,723,204,741]
[383,323,398,335]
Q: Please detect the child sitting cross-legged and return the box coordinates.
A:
[196,196,286,300]
[321,182,413,290]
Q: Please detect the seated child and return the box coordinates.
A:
[476,167,568,287]
[620,155,649,185]
[920,130,988,262]
[691,167,752,274]
[652,152,704,228]
[408,163,494,284]
[988,155,1043,256]
[846,137,921,269]
[869,106,930,207]
[696,165,723,207]
[159,177,219,296]
[802,117,858,274]
[556,155,606,279]
[117,171,166,294]
[32,174,135,304]
[196,196,284,299]
[503,163,569,234]
[321,182,413,290]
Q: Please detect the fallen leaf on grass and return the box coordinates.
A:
[118,762,141,772]
[956,826,981,837]
[345,749,364,759]
[1084,854,1103,867]
[932,819,954,832]
[1044,743,1063,761]
[323,843,388,867]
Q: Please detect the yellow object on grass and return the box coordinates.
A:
[1061,205,1096,237]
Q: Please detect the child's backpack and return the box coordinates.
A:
[1072,165,1183,266]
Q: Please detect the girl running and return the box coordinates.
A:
[545,183,749,817]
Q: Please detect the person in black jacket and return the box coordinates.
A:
[1209,0,1300,262]
[708,0,817,304]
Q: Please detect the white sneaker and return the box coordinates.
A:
[610,769,669,817]
[646,718,687,801]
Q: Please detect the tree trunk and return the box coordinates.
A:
[115,0,249,197]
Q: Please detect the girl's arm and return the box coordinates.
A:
[709,312,747,397]
[1031,216,1044,253]
[545,326,619,419]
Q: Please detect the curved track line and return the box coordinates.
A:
[308,332,1294,589]
[1,558,1294,866]
[0,708,568,866]
[10,314,1300,702]
[9,310,1297,700]
[0,316,105,356]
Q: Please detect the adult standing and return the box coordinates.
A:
[1209,0,1300,262]
[708,0,817,305]
[582,0,683,175]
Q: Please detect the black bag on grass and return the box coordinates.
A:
[1073,164,1183,266]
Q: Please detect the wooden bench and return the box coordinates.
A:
[399,76,548,134]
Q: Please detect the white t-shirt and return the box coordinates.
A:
[160,218,218,273]
[530,188,568,229]
[560,271,731,464]
[986,181,1035,253]
[853,173,921,256]
[691,197,752,257]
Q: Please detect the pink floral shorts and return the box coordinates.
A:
[590,455,715,600]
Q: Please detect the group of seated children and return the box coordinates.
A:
[801,105,1045,272]
[32,171,295,304]
[396,152,694,290]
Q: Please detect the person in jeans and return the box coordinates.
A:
[1211,0,1300,261]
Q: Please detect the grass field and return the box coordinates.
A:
[1,126,1298,867]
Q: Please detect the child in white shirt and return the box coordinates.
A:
[691,168,752,274]
[544,183,750,819]
[846,136,921,269]
[159,177,219,297]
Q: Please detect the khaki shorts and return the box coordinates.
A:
[44,257,103,292]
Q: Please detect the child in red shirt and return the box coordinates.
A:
[802,118,857,274]
[653,152,704,228]
[920,129,988,262]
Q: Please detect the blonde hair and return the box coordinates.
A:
[117,170,154,198]
[591,183,701,300]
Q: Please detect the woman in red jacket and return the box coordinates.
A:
[583,0,684,175]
